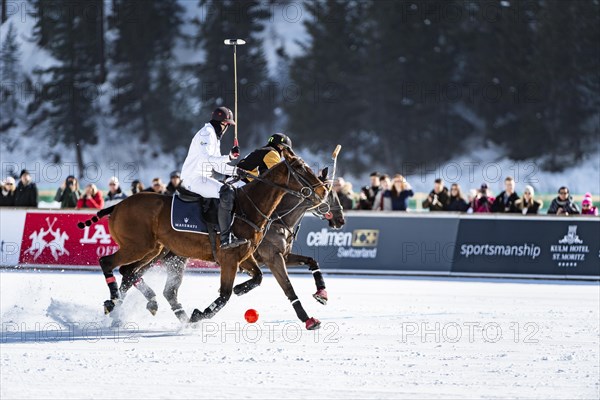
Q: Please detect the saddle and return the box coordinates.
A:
[170,187,219,234]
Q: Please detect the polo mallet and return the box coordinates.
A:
[316,145,342,218]
[224,39,246,155]
[330,144,342,182]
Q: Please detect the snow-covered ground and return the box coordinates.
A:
[1,270,598,399]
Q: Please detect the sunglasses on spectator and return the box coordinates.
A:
[559,191,568,195]
[582,204,590,207]
[153,183,161,187]
[109,183,116,186]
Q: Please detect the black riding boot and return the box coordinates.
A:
[218,184,248,250]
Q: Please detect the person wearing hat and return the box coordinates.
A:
[14,169,38,208]
[236,133,293,183]
[104,176,127,207]
[470,183,495,213]
[166,171,181,196]
[0,177,17,207]
[514,185,543,215]
[580,193,598,216]
[547,186,580,215]
[180,106,246,249]
[54,175,82,208]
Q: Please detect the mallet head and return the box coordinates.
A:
[224,39,246,46]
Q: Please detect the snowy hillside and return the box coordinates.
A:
[1,2,598,196]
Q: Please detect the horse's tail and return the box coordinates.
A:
[77,205,116,229]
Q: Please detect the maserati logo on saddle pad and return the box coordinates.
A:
[170,195,210,234]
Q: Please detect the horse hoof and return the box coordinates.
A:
[189,308,204,323]
[104,299,116,314]
[305,317,321,330]
[146,300,158,316]
[313,289,328,305]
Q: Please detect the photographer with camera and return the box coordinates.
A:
[422,178,449,211]
[356,172,381,210]
[471,183,495,213]
[77,184,104,209]
[54,175,82,208]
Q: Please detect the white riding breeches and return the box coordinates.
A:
[181,175,222,199]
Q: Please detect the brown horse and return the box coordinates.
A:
[77,148,329,327]
[119,180,345,329]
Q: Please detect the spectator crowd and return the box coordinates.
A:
[0,168,598,216]
[331,172,597,216]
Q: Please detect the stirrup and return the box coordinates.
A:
[221,236,248,250]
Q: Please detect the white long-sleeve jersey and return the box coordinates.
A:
[180,123,235,182]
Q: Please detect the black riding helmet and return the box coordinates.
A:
[211,107,236,125]
[267,133,292,150]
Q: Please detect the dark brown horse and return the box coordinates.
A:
[120,180,345,329]
[78,148,329,327]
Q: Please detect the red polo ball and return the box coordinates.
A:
[244,309,259,323]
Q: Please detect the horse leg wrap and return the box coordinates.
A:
[291,299,310,322]
[105,275,120,300]
[233,279,260,296]
[310,268,326,290]
[173,307,189,323]
[171,303,188,322]
[190,296,227,323]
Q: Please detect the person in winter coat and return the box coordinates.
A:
[422,178,449,211]
[180,106,245,249]
[104,176,127,206]
[372,174,391,211]
[130,179,144,195]
[446,183,469,212]
[514,185,542,215]
[0,177,17,206]
[580,193,598,216]
[381,174,413,211]
[491,176,519,213]
[547,186,580,215]
[77,184,104,209]
[166,171,181,196]
[54,175,82,208]
[144,177,168,195]
[332,177,355,211]
[356,172,381,210]
[471,183,495,213]
[14,169,38,207]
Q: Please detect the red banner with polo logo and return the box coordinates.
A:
[19,212,118,266]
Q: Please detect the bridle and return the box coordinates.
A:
[233,157,330,235]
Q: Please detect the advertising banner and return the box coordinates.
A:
[292,213,458,272]
[452,217,600,276]
[19,212,118,266]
